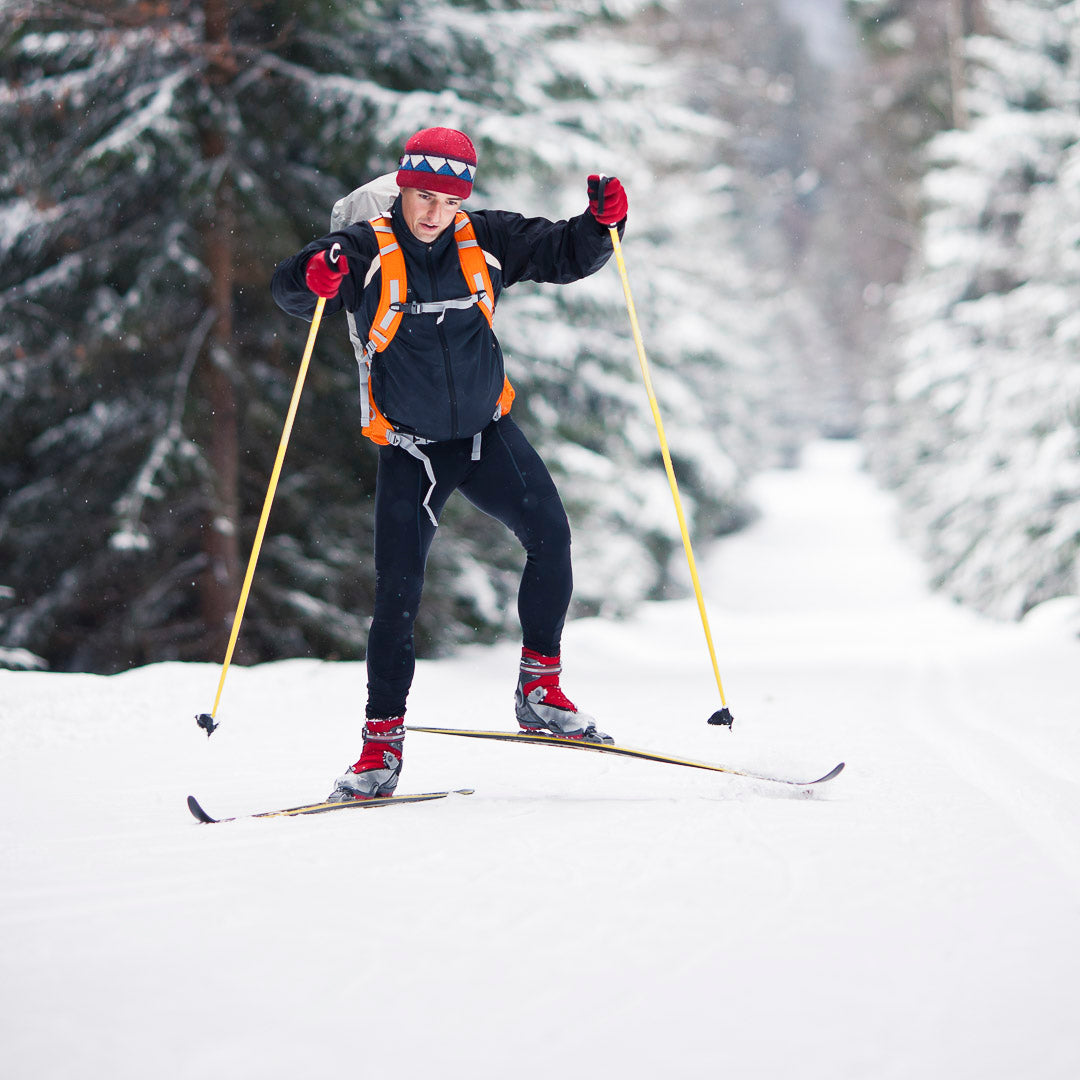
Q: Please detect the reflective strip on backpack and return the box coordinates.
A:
[471,271,493,319]
[378,279,401,332]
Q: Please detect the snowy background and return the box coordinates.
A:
[4,440,1078,1080]
[3,0,828,671]
[4,0,1078,668]
[3,3,1080,1074]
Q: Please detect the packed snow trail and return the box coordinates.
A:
[2,440,1078,1080]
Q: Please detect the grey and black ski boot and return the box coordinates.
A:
[327,717,405,801]
[515,648,613,744]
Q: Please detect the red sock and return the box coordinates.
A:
[519,649,576,711]
[353,717,404,771]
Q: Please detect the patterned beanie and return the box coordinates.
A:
[396,127,477,199]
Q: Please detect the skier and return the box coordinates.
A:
[271,127,628,800]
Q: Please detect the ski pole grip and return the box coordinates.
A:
[596,174,609,219]
[328,241,342,266]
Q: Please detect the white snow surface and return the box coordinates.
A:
[3,440,1078,1079]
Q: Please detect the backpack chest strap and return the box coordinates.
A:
[364,212,495,344]
[390,291,488,323]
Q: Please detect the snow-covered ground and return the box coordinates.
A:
[3,440,1078,1079]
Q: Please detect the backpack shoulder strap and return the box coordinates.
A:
[453,211,495,327]
[366,216,407,354]
[454,212,514,421]
[357,215,405,446]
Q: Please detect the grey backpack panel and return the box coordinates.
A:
[330,172,399,231]
[329,172,399,383]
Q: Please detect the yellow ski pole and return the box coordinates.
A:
[197,255,337,736]
[605,213,733,727]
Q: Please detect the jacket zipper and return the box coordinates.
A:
[426,244,459,438]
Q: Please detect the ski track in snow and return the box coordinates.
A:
[2,440,1078,1080]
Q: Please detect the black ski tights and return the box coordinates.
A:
[365,416,572,719]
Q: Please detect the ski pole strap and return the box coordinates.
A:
[596,175,609,219]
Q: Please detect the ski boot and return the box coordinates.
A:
[327,717,405,801]
[515,648,613,744]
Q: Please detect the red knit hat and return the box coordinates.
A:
[396,127,477,198]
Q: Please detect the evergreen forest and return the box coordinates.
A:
[1,0,1077,673]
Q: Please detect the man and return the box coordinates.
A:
[271,127,628,800]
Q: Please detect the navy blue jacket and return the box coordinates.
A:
[271,195,620,442]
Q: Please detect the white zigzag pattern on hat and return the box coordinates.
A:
[399,153,474,180]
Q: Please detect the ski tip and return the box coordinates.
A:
[187,795,217,823]
[812,762,846,785]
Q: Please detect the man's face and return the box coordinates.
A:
[400,187,462,243]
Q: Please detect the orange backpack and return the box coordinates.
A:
[358,211,515,445]
[328,178,516,524]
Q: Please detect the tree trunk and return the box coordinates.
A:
[947,0,973,129]
[198,0,241,659]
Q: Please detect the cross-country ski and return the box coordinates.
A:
[186,788,475,824]
[406,726,844,787]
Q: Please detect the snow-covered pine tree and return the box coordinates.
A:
[1,0,399,670]
[865,0,1080,620]
[467,10,755,619]
[461,0,840,619]
[1,0,822,671]
[669,0,869,439]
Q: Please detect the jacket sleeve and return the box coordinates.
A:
[270,223,378,322]
[471,208,622,289]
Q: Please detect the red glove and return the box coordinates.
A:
[587,175,628,225]
[304,246,349,298]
